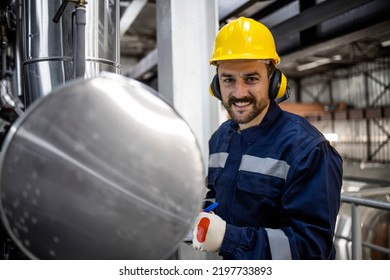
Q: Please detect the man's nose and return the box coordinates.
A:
[234,79,248,98]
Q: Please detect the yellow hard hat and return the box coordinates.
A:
[209,17,280,66]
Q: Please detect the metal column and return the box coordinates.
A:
[156,0,220,260]
[156,0,220,164]
[351,203,363,259]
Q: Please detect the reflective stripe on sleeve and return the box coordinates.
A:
[209,152,229,168]
[265,228,292,260]
[203,198,216,204]
[239,155,290,179]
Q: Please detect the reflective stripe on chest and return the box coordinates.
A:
[209,152,290,179]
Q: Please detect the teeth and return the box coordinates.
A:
[235,101,250,107]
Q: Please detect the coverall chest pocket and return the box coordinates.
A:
[236,171,283,201]
[233,171,284,226]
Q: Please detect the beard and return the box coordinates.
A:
[222,95,269,125]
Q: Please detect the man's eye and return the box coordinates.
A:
[245,77,258,83]
[222,78,234,84]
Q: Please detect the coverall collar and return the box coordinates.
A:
[228,100,281,145]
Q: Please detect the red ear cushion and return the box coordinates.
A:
[196,217,210,243]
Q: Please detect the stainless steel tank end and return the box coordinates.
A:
[0,72,205,259]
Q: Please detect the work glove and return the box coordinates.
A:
[192,212,226,252]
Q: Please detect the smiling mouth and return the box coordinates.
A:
[227,96,255,113]
[233,100,251,107]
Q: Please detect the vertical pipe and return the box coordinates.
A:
[351,203,362,259]
[0,25,7,79]
[13,0,22,100]
[388,222,390,259]
[364,72,372,161]
[74,5,86,78]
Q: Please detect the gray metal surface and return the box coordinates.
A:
[20,0,120,105]
[0,72,204,259]
[335,181,390,260]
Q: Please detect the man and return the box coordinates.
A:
[191,17,343,259]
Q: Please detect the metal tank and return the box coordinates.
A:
[18,0,120,106]
[335,181,390,260]
[0,72,205,259]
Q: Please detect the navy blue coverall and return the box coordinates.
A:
[205,100,343,259]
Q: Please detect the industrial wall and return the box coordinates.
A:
[289,56,390,165]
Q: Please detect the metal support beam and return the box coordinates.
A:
[280,19,390,70]
[120,0,148,38]
[128,0,259,75]
[351,203,363,260]
[156,0,220,159]
[250,0,295,21]
[156,0,220,261]
[272,0,375,41]
[127,48,157,79]
[218,0,253,22]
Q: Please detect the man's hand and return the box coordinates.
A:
[192,212,226,252]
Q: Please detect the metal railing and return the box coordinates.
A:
[337,193,390,259]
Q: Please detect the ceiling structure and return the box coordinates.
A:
[120,0,157,59]
[119,0,390,82]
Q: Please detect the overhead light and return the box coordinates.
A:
[332,54,342,61]
[297,58,332,72]
[380,39,390,47]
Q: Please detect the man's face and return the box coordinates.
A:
[218,60,270,130]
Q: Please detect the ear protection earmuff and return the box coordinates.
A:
[209,74,221,100]
[209,68,289,103]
